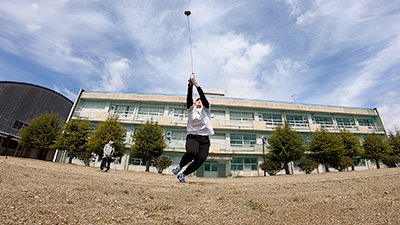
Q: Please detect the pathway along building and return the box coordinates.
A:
[55,89,386,177]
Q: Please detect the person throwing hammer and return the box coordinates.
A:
[172,76,214,183]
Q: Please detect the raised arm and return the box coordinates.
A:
[196,86,209,109]
[186,83,193,109]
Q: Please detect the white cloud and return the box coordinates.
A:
[30,3,39,10]
[325,34,400,106]
[26,24,42,31]
[375,90,400,133]
[94,58,132,92]
[191,32,273,99]
[296,10,317,25]
[53,85,78,101]
[54,39,72,55]
[285,0,302,17]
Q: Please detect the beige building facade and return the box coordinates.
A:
[54,89,386,177]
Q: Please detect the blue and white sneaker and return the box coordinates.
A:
[172,166,181,175]
[178,174,186,183]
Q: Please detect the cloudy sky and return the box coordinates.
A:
[1,0,400,132]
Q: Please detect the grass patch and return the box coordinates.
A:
[269,208,276,215]
[74,187,85,192]
[245,200,264,211]
[160,205,172,210]
[38,209,51,215]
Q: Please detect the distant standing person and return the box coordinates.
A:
[100,139,115,172]
[172,76,214,183]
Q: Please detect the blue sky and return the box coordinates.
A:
[1,0,400,132]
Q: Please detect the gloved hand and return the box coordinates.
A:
[189,77,199,87]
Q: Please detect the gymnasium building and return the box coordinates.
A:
[54,88,386,177]
[0,81,72,160]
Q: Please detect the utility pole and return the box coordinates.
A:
[262,135,266,176]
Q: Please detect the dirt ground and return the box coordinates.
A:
[1,156,399,225]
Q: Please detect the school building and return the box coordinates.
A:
[54,89,386,177]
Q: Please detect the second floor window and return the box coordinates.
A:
[169,108,188,121]
[336,118,356,129]
[259,113,283,127]
[312,116,334,128]
[358,118,375,129]
[138,106,164,116]
[230,112,254,121]
[165,130,186,142]
[230,134,256,147]
[110,105,135,118]
[286,115,309,128]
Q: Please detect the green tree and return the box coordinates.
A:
[131,121,167,172]
[19,112,63,160]
[331,156,354,172]
[338,130,363,171]
[383,130,400,167]
[267,122,305,174]
[87,115,126,158]
[53,119,92,165]
[259,160,282,176]
[153,156,172,174]
[298,158,319,174]
[308,128,344,172]
[362,133,389,169]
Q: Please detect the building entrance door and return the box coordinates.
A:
[197,160,227,178]
[204,161,219,178]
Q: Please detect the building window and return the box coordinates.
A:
[129,157,149,166]
[137,106,164,121]
[169,108,188,122]
[230,111,254,121]
[211,110,226,120]
[230,134,256,147]
[286,115,309,128]
[358,118,375,129]
[354,157,366,166]
[259,113,283,127]
[110,105,135,118]
[12,120,28,130]
[210,133,226,150]
[204,161,218,172]
[210,133,226,141]
[138,106,164,115]
[231,158,258,171]
[336,118,356,129]
[312,116,334,129]
[165,130,186,142]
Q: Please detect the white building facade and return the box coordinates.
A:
[54,89,386,177]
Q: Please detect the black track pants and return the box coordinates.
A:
[179,134,210,175]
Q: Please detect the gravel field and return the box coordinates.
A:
[1,156,399,224]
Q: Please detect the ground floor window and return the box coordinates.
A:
[129,157,151,166]
[354,157,366,166]
[231,158,258,171]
